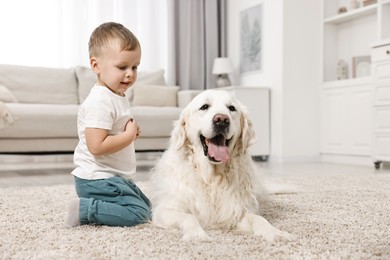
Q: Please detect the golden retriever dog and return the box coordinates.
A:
[149,89,293,241]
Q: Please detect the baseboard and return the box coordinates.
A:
[261,153,375,167]
[320,154,373,166]
[267,155,322,164]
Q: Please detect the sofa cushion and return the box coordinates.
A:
[126,69,167,102]
[0,103,78,138]
[136,69,166,85]
[0,64,78,104]
[0,101,15,129]
[75,66,96,104]
[131,106,181,137]
[75,67,167,104]
[0,85,18,103]
[132,85,179,107]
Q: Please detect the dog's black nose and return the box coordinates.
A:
[213,114,230,129]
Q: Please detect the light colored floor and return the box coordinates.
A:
[0,153,389,188]
[0,153,160,188]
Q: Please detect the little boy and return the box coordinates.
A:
[66,22,151,227]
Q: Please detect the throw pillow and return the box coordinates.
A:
[126,69,167,102]
[75,66,97,103]
[0,101,15,129]
[75,67,167,104]
[132,85,179,107]
[0,64,78,104]
[0,85,18,103]
[136,69,166,85]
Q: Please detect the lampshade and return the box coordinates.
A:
[212,57,233,75]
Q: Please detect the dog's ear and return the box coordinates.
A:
[236,106,256,153]
[170,114,187,150]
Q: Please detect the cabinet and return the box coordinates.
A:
[321,84,372,155]
[371,42,390,169]
[219,86,270,160]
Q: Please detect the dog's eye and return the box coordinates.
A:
[228,105,236,112]
[200,104,209,110]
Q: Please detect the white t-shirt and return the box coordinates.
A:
[71,85,136,180]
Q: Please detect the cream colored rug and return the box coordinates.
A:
[1,172,389,259]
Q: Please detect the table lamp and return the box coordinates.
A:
[212,57,233,87]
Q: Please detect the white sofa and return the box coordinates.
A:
[0,64,199,153]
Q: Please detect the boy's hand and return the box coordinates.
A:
[85,118,141,156]
[126,119,141,140]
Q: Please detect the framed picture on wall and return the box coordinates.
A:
[240,4,263,74]
[352,55,371,78]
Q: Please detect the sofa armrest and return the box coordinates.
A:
[177,90,202,108]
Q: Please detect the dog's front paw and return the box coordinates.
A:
[182,228,212,241]
[259,228,295,242]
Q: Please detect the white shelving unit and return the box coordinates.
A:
[320,0,390,163]
[323,4,377,24]
[322,0,390,83]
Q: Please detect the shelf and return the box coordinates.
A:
[324,4,377,24]
[322,77,371,89]
[372,39,390,48]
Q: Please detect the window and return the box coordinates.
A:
[0,0,168,72]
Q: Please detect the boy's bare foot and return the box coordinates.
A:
[65,198,80,228]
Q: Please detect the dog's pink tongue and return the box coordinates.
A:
[208,143,229,163]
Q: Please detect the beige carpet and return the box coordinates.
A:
[1,172,390,259]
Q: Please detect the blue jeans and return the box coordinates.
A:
[74,176,152,227]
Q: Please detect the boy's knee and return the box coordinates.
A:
[123,209,151,226]
[136,205,152,222]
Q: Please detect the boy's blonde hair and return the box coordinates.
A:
[88,22,140,58]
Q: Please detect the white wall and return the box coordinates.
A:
[282,0,321,162]
[227,0,321,162]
